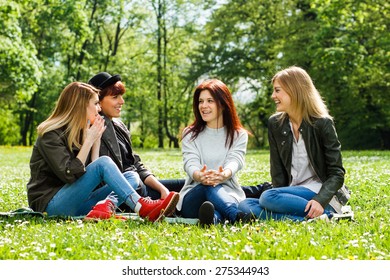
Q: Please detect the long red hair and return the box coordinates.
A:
[183,79,244,148]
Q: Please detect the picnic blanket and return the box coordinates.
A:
[0,207,199,225]
[0,207,45,218]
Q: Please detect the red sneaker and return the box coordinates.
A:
[85,199,126,221]
[135,191,179,222]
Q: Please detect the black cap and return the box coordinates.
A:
[88,72,121,90]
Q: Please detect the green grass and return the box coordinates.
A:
[0,146,389,260]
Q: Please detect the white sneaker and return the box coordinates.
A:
[341,205,352,214]
[332,206,354,221]
[332,212,354,221]
[306,214,330,223]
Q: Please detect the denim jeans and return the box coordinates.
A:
[137,179,268,200]
[137,179,185,200]
[238,186,335,222]
[180,184,240,223]
[46,156,141,216]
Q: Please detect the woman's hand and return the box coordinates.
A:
[86,115,106,144]
[193,165,210,185]
[144,175,170,199]
[89,115,106,161]
[195,166,232,187]
[206,166,231,186]
[78,115,106,164]
[305,200,325,219]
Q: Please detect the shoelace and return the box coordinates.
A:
[106,201,116,213]
[141,197,161,205]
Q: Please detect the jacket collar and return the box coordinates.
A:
[100,113,123,166]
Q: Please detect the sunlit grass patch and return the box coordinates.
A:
[0,146,389,260]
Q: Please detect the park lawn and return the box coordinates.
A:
[0,146,389,260]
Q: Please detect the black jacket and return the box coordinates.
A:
[268,114,345,208]
[99,114,152,182]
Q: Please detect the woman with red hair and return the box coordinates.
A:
[176,79,250,226]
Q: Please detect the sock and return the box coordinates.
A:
[125,192,141,212]
[106,192,118,207]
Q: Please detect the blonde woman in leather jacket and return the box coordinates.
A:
[239,66,349,221]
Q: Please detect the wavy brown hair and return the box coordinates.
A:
[183,79,244,148]
[37,82,100,151]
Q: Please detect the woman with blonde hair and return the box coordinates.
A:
[239,66,350,221]
[27,82,178,221]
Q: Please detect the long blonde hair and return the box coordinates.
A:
[37,82,100,151]
[272,66,331,124]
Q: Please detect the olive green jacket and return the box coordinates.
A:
[268,114,346,208]
[27,128,86,213]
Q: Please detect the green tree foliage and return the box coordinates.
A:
[108,0,210,148]
[1,0,94,145]
[0,1,41,101]
[0,1,42,145]
[272,0,390,149]
[307,0,390,149]
[191,0,389,149]
[189,0,290,147]
[0,0,388,149]
[149,0,209,147]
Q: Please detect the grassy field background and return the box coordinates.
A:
[0,146,389,260]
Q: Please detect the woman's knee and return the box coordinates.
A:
[97,155,114,165]
[123,171,141,181]
[239,198,256,212]
[93,156,120,173]
[259,189,277,208]
[239,198,261,216]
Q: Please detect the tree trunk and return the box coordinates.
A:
[156,0,164,148]
[20,91,38,146]
[380,129,390,149]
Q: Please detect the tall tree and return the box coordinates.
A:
[191,0,390,149]
[148,0,211,147]
[1,0,388,150]
[15,0,93,145]
[151,0,165,147]
[189,0,288,147]
[307,0,390,149]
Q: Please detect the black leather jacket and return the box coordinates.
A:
[99,113,152,182]
[268,114,345,208]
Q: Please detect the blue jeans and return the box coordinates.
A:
[180,184,240,224]
[46,156,141,216]
[138,179,185,200]
[238,186,335,222]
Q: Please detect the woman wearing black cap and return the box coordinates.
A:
[88,72,184,203]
